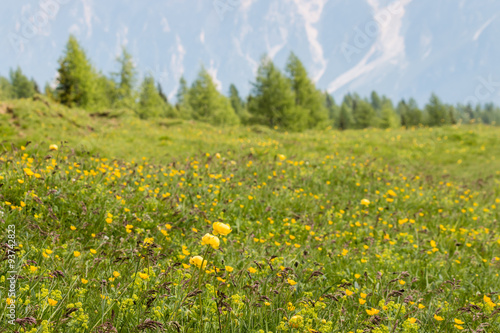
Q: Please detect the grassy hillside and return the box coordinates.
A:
[1,97,499,188]
[0,98,499,332]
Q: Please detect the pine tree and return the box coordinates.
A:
[352,98,376,129]
[175,76,193,119]
[406,98,423,126]
[370,91,382,111]
[44,83,56,101]
[425,93,449,126]
[248,56,298,130]
[0,76,13,100]
[157,83,178,118]
[10,67,36,99]
[229,84,244,116]
[229,83,250,123]
[397,100,409,127]
[31,78,40,94]
[188,67,239,126]
[138,75,169,119]
[379,101,399,128]
[157,83,168,103]
[94,72,117,108]
[113,47,136,108]
[56,35,97,108]
[338,102,353,130]
[285,52,328,128]
[324,92,339,126]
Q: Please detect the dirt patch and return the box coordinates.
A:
[0,103,14,115]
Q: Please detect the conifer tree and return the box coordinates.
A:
[157,83,168,103]
[113,47,137,108]
[425,93,449,126]
[397,100,410,127]
[324,92,339,126]
[338,102,353,130]
[157,83,178,118]
[56,35,97,108]
[248,56,298,130]
[229,84,244,116]
[370,91,382,111]
[10,67,36,99]
[94,72,117,108]
[175,76,193,119]
[379,101,399,128]
[44,83,56,101]
[407,98,423,126]
[352,98,376,129]
[31,79,40,94]
[138,75,169,119]
[188,67,239,126]
[229,83,250,123]
[0,76,13,100]
[285,52,328,128]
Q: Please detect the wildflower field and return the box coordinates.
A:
[1,101,500,332]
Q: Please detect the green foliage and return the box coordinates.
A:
[352,98,376,129]
[379,100,399,129]
[188,67,239,126]
[6,41,500,130]
[338,102,353,130]
[0,76,13,100]
[425,93,450,126]
[228,84,244,115]
[56,35,98,109]
[398,98,423,127]
[248,56,298,129]
[229,83,250,124]
[286,52,329,129]
[175,76,194,120]
[9,67,36,99]
[112,47,137,109]
[324,92,339,127]
[370,90,382,111]
[93,72,117,109]
[137,76,176,119]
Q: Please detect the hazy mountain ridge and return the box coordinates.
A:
[1,0,499,105]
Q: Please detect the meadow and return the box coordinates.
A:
[0,98,499,332]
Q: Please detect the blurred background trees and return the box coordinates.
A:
[1,35,499,129]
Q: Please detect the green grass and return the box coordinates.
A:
[0,97,499,332]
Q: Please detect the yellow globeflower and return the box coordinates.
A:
[434,314,444,321]
[201,233,220,250]
[49,144,58,151]
[212,222,232,236]
[189,256,207,269]
[23,168,34,176]
[289,315,303,328]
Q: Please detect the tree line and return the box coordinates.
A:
[1,35,499,130]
